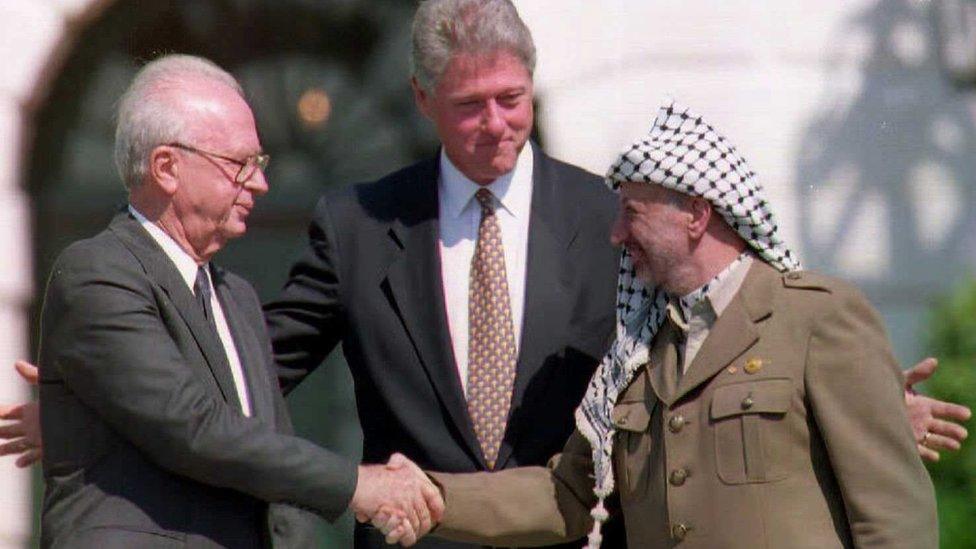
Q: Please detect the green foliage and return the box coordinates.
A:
[926,278,976,549]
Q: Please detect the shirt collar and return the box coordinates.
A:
[674,252,754,324]
[438,143,534,219]
[129,205,207,292]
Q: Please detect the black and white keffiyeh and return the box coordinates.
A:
[574,99,801,547]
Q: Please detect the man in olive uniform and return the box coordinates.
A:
[409,100,938,548]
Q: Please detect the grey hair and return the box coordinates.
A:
[114,54,244,190]
[411,0,536,92]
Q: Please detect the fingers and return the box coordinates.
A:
[923,431,962,452]
[927,417,969,443]
[0,437,32,457]
[386,452,410,471]
[389,518,418,547]
[903,357,938,388]
[0,404,24,421]
[374,508,417,546]
[917,443,940,463]
[14,361,39,385]
[930,399,973,423]
[421,481,445,523]
[15,448,41,468]
[0,421,26,439]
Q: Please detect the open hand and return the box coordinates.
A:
[904,357,971,462]
[0,361,41,467]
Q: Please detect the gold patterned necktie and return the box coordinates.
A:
[467,187,517,469]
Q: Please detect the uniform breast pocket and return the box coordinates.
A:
[710,378,793,485]
[612,399,655,497]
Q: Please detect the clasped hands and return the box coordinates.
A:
[351,453,445,546]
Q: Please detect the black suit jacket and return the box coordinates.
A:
[265,147,621,548]
[38,211,357,548]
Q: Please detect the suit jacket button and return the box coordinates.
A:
[668,414,685,433]
[741,396,755,410]
[671,523,690,540]
[669,468,689,486]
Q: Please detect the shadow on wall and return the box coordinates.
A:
[794,0,976,298]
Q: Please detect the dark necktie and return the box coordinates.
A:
[466,188,517,469]
[194,266,218,331]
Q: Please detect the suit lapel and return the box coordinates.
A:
[382,159,486,468]
[670,261,776,403]
[109,211,242,411]
[213,269,275,423]
[495,148,575,468]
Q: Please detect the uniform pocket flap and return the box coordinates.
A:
[612,400,653,432]
[710,378,792,420]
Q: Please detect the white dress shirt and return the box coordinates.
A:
[129,206,253,417]
[438,145,534,395]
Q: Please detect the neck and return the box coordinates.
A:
[666,232,748,296]
[130,193,215,265]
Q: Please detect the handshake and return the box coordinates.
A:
[351,453,445,546]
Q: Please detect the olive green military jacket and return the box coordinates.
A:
[431,261,938,548]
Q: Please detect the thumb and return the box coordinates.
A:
[14,361,39,385]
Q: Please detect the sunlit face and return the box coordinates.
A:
[610,182,691,289]
[171,82,268,254]
[414,50,534,184]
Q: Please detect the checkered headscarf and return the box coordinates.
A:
[574,99,800,547]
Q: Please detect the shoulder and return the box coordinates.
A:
[779,270,864,300]
[775,269,877,324]
[534,150,617,225]
[50,228,140,282]
[316,158,435,215]
[537,152,612,200]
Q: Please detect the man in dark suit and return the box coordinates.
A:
[262,1,619,547]
[36,54,440,548]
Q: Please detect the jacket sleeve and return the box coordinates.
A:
[41,248,358,521]
[263,195,346,393]
[805,283,938,548]
[429,429,597,547]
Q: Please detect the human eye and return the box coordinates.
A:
[498,91,523,107]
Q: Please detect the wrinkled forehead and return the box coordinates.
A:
[617,180,686,204]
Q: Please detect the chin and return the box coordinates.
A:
[220,222,248,241]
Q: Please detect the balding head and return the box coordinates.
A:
[114,54,245,191]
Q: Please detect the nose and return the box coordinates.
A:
[610,211,628,247]
[244,167,269,197]
[481,100,506,137]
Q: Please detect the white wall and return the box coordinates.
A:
[518,0,976,364]
[0,1,109,546]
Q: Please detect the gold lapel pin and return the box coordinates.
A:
[744,358,763,374]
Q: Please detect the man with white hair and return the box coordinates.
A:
[35,54,440,548]
[417,100,938,548]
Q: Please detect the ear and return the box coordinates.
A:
[410,76,433,119]
[148,145,180,196]
[686,197,712,240]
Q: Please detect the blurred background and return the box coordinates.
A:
[0,0,973,546]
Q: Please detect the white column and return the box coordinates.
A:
[0,0,106,545]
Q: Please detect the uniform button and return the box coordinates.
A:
[668,414,685,433]
[741,396,754,410]
[669,468,689,486]
[671,523,690,541]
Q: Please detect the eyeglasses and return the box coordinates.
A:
[167,142,270,184]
